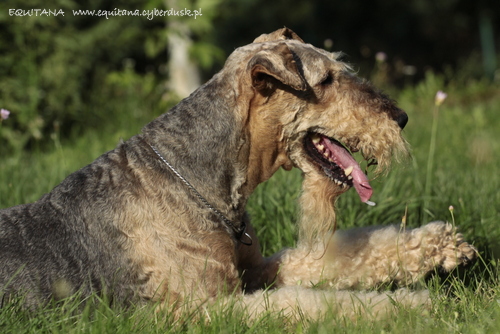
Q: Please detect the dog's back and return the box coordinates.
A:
[0,144,139,306]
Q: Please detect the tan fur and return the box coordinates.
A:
[109,154,241,303]
[297,173,340,244]
[128,28,476,319]
[0,28,477,321]
[274,222,477,289]
[233,287,431,321]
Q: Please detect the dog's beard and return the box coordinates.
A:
[297,172,341,247]
[293,132,407,246]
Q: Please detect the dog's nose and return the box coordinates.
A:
[395,112,408,129]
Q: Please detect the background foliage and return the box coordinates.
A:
[0,0,499,332]
[1,0,498,153]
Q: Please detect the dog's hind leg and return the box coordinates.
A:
[272,222,477,290]
[227,285,430,321]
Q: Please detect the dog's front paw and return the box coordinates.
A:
[420,221,478,272]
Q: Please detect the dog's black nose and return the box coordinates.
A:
[395,112,408,129]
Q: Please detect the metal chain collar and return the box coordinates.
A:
[144,140,252,246]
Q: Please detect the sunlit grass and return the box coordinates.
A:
[0,76,499,332]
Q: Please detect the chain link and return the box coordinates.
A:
[145,141,252,246]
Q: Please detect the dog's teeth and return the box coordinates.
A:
[317,144,325,151]
[323,152,329,158]
[344,166,354,176]
[347,175,353,180]
[312,135,321,144]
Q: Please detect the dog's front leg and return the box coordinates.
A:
[237,217,281,293]
[272,221,477,289]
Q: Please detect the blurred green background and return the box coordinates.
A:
[1,2,500,331]
[0,0,498,154]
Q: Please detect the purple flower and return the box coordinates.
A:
[1,109,10,120]
[435,91,447,106]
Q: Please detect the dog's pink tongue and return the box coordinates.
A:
[323,139,373,203]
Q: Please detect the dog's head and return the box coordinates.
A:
[224,28,409,241]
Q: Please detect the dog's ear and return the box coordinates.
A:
[253,27,305,43]
[248,43,308,93]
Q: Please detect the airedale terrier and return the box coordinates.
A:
[0,28,476,319]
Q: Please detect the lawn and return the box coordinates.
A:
[0,73,499,333]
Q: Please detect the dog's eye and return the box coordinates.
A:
[320,73,333,86]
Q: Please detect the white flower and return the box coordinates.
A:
[375,52,387,63]
[0,108,10,120]
[435,91,447,106]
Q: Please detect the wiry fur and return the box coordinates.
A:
[0,28,476,320]
[276,222,476,289]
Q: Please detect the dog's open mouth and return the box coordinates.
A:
[304,132,373,203]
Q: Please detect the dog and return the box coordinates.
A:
[0,28,476,319]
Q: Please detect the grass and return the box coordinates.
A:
[1,74,500,332]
